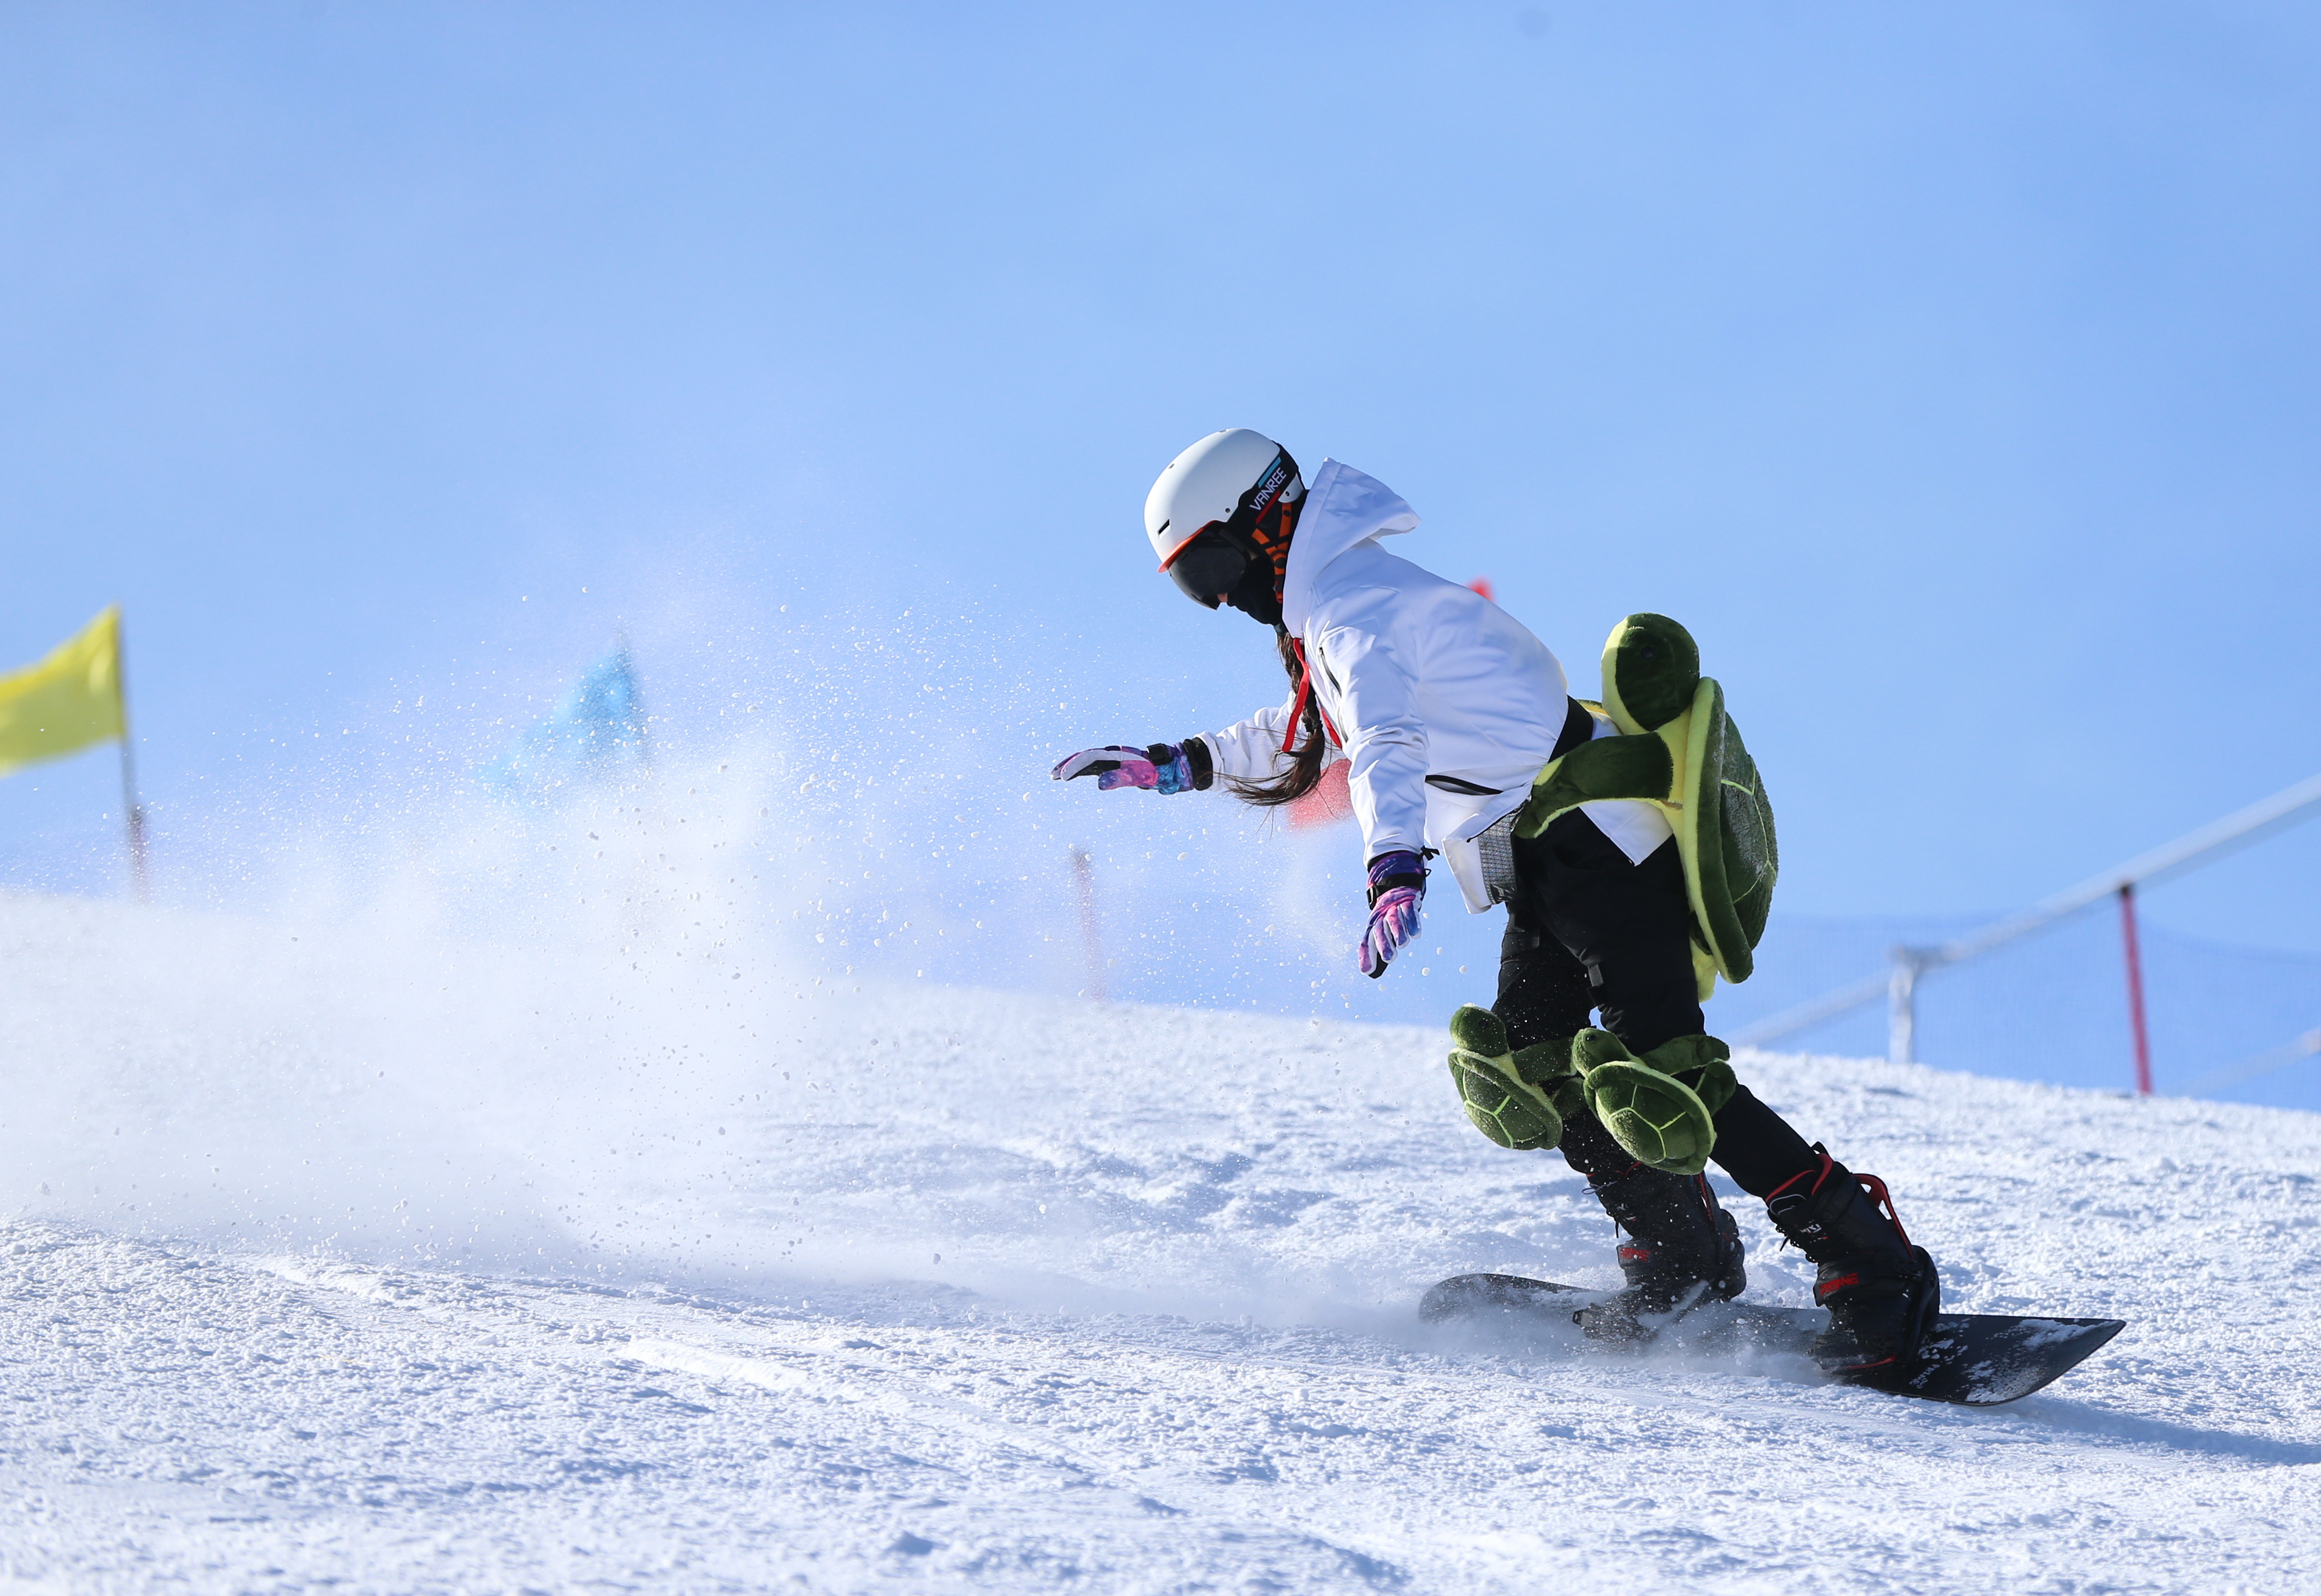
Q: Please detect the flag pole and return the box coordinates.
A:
[114,612,150,904]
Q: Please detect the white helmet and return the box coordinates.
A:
[1143,429,1303,608]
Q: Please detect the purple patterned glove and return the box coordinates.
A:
[1051,743,1198,794]
[1358,851,1427,979]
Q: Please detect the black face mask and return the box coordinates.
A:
[1221,556,1283,628]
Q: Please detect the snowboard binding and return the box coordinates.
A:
[1765,1147,1942,1374]
[1574,1166,1748,1344]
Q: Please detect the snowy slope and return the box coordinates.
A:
[5,887,2321,1593]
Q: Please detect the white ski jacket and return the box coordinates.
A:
[1198,459,1672,912]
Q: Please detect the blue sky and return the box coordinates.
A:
[4,2,2319,989]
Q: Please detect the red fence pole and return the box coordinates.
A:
[2118,884,2154,1095]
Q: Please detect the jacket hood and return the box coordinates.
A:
[1279,460,1419,634]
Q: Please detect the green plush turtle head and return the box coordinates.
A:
[1600,613,1701,734]
[1448,1004,1509,1059]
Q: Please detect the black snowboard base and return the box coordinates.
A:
[1419,1273,2125,1406]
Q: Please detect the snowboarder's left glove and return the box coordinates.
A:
[1357,851,1426,979]
[1050,741,1208,794]
[1570,1030,1738,1177]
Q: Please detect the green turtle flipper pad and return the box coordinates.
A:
[1640,1033,1738,1117]
[1570,1027,1717,1176]
[1549,1074,1590,1123]
[1515,735,1676,840]
[1446,1005,1571,1152]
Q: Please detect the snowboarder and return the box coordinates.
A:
[1053,429,1943,1374]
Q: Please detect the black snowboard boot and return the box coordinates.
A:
[1577,1164,1747,1342]
[1763,1146,1941,1375]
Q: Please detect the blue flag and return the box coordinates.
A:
[478,647,649,801]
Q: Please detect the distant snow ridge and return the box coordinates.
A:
[3,888,2320,1591]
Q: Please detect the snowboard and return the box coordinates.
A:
[1419,1273,2124,1406]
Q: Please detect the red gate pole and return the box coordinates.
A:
[2118,884,2153,1095]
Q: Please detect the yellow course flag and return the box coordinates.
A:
[0,606,126,777]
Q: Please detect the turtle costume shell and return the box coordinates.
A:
[1514,614,1777,996]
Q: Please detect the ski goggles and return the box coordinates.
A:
[1161,527,1249,609]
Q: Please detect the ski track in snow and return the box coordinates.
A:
[4,892,2320,1592]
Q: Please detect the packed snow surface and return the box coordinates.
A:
[5,888,2320,1593]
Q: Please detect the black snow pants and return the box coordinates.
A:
[1493,806,1819,1200]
